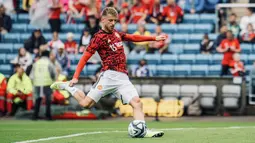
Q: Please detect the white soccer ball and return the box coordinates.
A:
[128,120,147,138]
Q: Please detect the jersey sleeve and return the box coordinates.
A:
[85,35,101,54]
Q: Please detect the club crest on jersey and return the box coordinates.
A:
[115,32,120,38]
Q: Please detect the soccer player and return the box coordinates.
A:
[50,7,166,138]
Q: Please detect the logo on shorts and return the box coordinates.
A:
[97,85,103,90]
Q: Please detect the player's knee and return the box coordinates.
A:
[130,97,143,109]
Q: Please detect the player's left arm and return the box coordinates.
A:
[122,33,166,42]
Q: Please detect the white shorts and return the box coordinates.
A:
[87,70,139,104]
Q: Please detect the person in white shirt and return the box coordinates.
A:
[79,28,91,53]
[133,59,151,77]
[11,48,33,74]
[48,31,64,54]
[240,8,255,35]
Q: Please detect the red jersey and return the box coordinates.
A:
[162,4,184,24]
[49,7,61,19]
[0,77,7,95]
[73,29,156,79]
[131,4,147,23]
[219,39,240,65]
[65,41,77,54]
[242,32,255,41]
[229,61,245,76]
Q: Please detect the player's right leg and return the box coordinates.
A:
[50,82,95,108]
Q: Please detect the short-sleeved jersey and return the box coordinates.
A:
[86,29,128,74]
[219,39,240,65]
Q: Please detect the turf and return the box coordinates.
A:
[1,119,255,143]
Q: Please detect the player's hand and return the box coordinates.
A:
[156,35,167,41]
[69,78,78,87]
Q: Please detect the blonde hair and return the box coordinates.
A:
[101,7,118,17]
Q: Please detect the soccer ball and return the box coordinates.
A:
[128,120,147,138]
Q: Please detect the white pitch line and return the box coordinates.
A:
[15,126,255,143]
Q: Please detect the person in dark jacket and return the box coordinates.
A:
[24,29,46,55]
[85,15,100,36]
[0,5,12,34]
[215,25,227,46]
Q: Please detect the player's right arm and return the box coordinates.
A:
[69,36,100,86]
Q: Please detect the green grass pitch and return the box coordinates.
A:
[1,119,255,143]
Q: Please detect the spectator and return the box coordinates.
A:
[0,4,12,34]
[24,29,46,54]
[0,73,7,116]
[48,31,63,53]
[10,47,33,75]
[119,2,131,24]
[86,15,100,36]
[241,23,255,43]
[0,0,14,15]
[131,24,151,55]
[230,53,245,77]
[215,25,227,46]
[67,0,86,23]
[30,50,56,121]
[130,0,148,24]
[22,0,34,11]
[200,34,214,54]
[184,0,205,14]
[240,8,255,35]
[227,13,240,38]
[6,64,33,116]
[49,0,64,33]
[162,0,184,24]
[56,43,70,76]
[133,59,150,77]
[217,30,241,76]
[79,28,91,53]
[147,0,164,24]
[65,32,78,54]
[148,25,170,54]
[49,51,62,77]
[204,0,220,13]
[29,0,50,29]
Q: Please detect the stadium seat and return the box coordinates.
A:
[128,24,137,33]
[0,43,13,53]
[172,34,189,43]
[62,24,77,32]
[141,84,160,98]
[13,44,23,53]
[0,54,6,64]
[156,65,173,76]
[183,14,199,23]
[194,24,213,33]
[191,65,208,76]
[178,54,195,64]
[86,64,101,76]
[20,33,31,42]
[161,24,177,33]
[146,24,156,33]
[3,33,20,43]
[173,65,191,76]
[5,54,16,63]
[60,14,66,23]
[44,33,52,41]
[168,44,183,54]
[160,54,178,64]
[248,54,255,64]
[127,54,143,64]
[68,55,76,64]
[148,65,157,76]
[144,54,160,65]
[245,65,253,75]
[222,85,241,108]
[180,85,198,107]
[195,54,212,64]
[240,54,248,64]
[74,54,83,64]
[27,25,37,32]
[208,33,218,40]
[0,64,12,75]
[241,44,252,54]
[177,24,194,33]
[128,64,138,76]
[77,24,85,31]
[189,34,203,43]
[70,65,77,74]
[208,65,221,76]
[199,85,217,108]
[199,14,216,24]
[183,44,200,54]
[12,24,27,32]
[212,54,223,64]
[115,23,121,31]
[18,14,29,23]
[161,84,180,100]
